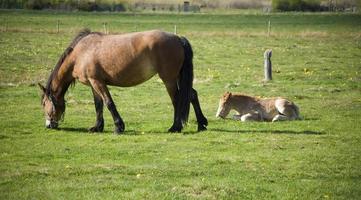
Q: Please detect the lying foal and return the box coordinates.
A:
[216,92,301,122]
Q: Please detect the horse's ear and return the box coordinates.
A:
[38,83,46,94]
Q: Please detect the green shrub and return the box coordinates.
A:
[272,0,326,11]
[25,0,48,10]
[0,0,26,9]
[112,3,126,12]
[0,0,127,12]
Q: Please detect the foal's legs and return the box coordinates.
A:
[272,114,289,122]
[89,79,125,133]
[89,88,104,132]
[190,88,208,131]
[233,112,261,122]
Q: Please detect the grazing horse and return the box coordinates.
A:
[216,92,301,122]
[38,29,208,133]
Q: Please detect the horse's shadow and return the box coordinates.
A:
[60,127,89,133]
[60,127,175,135]
[59,120,324,135]
[59,126,201,135]
[60,127,137,135]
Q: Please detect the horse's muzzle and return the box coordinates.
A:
[46,120,58,129]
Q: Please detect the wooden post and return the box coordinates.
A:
[264,49,272,81]
[5,17,8,32]
[267,20,271,37]
[174,25,177,35]
[57,19,60,33]
[184,1,190,12]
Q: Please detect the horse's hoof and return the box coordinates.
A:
[197,125,207,132]
[114,127,125,134]
[114,129,124,134]
[201,117,208,126]
[113,121,125,134]
[168,125,182,133]
[88,126,103,133]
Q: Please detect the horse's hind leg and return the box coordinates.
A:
[89,88,104,132]
[190,88,208,131]
[89,79,125,134]
[164,81,183,132]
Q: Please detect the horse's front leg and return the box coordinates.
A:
[89,79,125,134]
[89,88,104,132]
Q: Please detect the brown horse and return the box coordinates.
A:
[38,29,208,133]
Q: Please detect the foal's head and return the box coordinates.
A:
[38,84,65,129]
[216,91,232,119]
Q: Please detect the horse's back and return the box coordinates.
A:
[72,30,184,86]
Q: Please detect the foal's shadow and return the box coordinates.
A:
[209,128,325,135]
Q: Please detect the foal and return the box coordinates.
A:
[216,92,301,122]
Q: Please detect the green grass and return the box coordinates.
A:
[0,10,361,199]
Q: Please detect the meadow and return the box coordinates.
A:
[0,10,360,199]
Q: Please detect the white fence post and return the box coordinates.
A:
[57,19,60,33]
[103,22,107,34]
[264,49,272,81]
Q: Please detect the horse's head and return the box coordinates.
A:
[38,83,65,129]
[216,91,232,119]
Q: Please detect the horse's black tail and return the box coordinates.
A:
[176,36,194,128]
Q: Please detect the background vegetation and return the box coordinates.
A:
[0,0,359,12]
[0,10,360,199]
[272,0,325,11]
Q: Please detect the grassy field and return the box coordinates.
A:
[0,10,360,199]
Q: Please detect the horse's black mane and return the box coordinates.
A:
[45,29,102,96]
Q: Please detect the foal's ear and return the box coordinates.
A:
[223,91,232,100]
[38,83,46,94]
